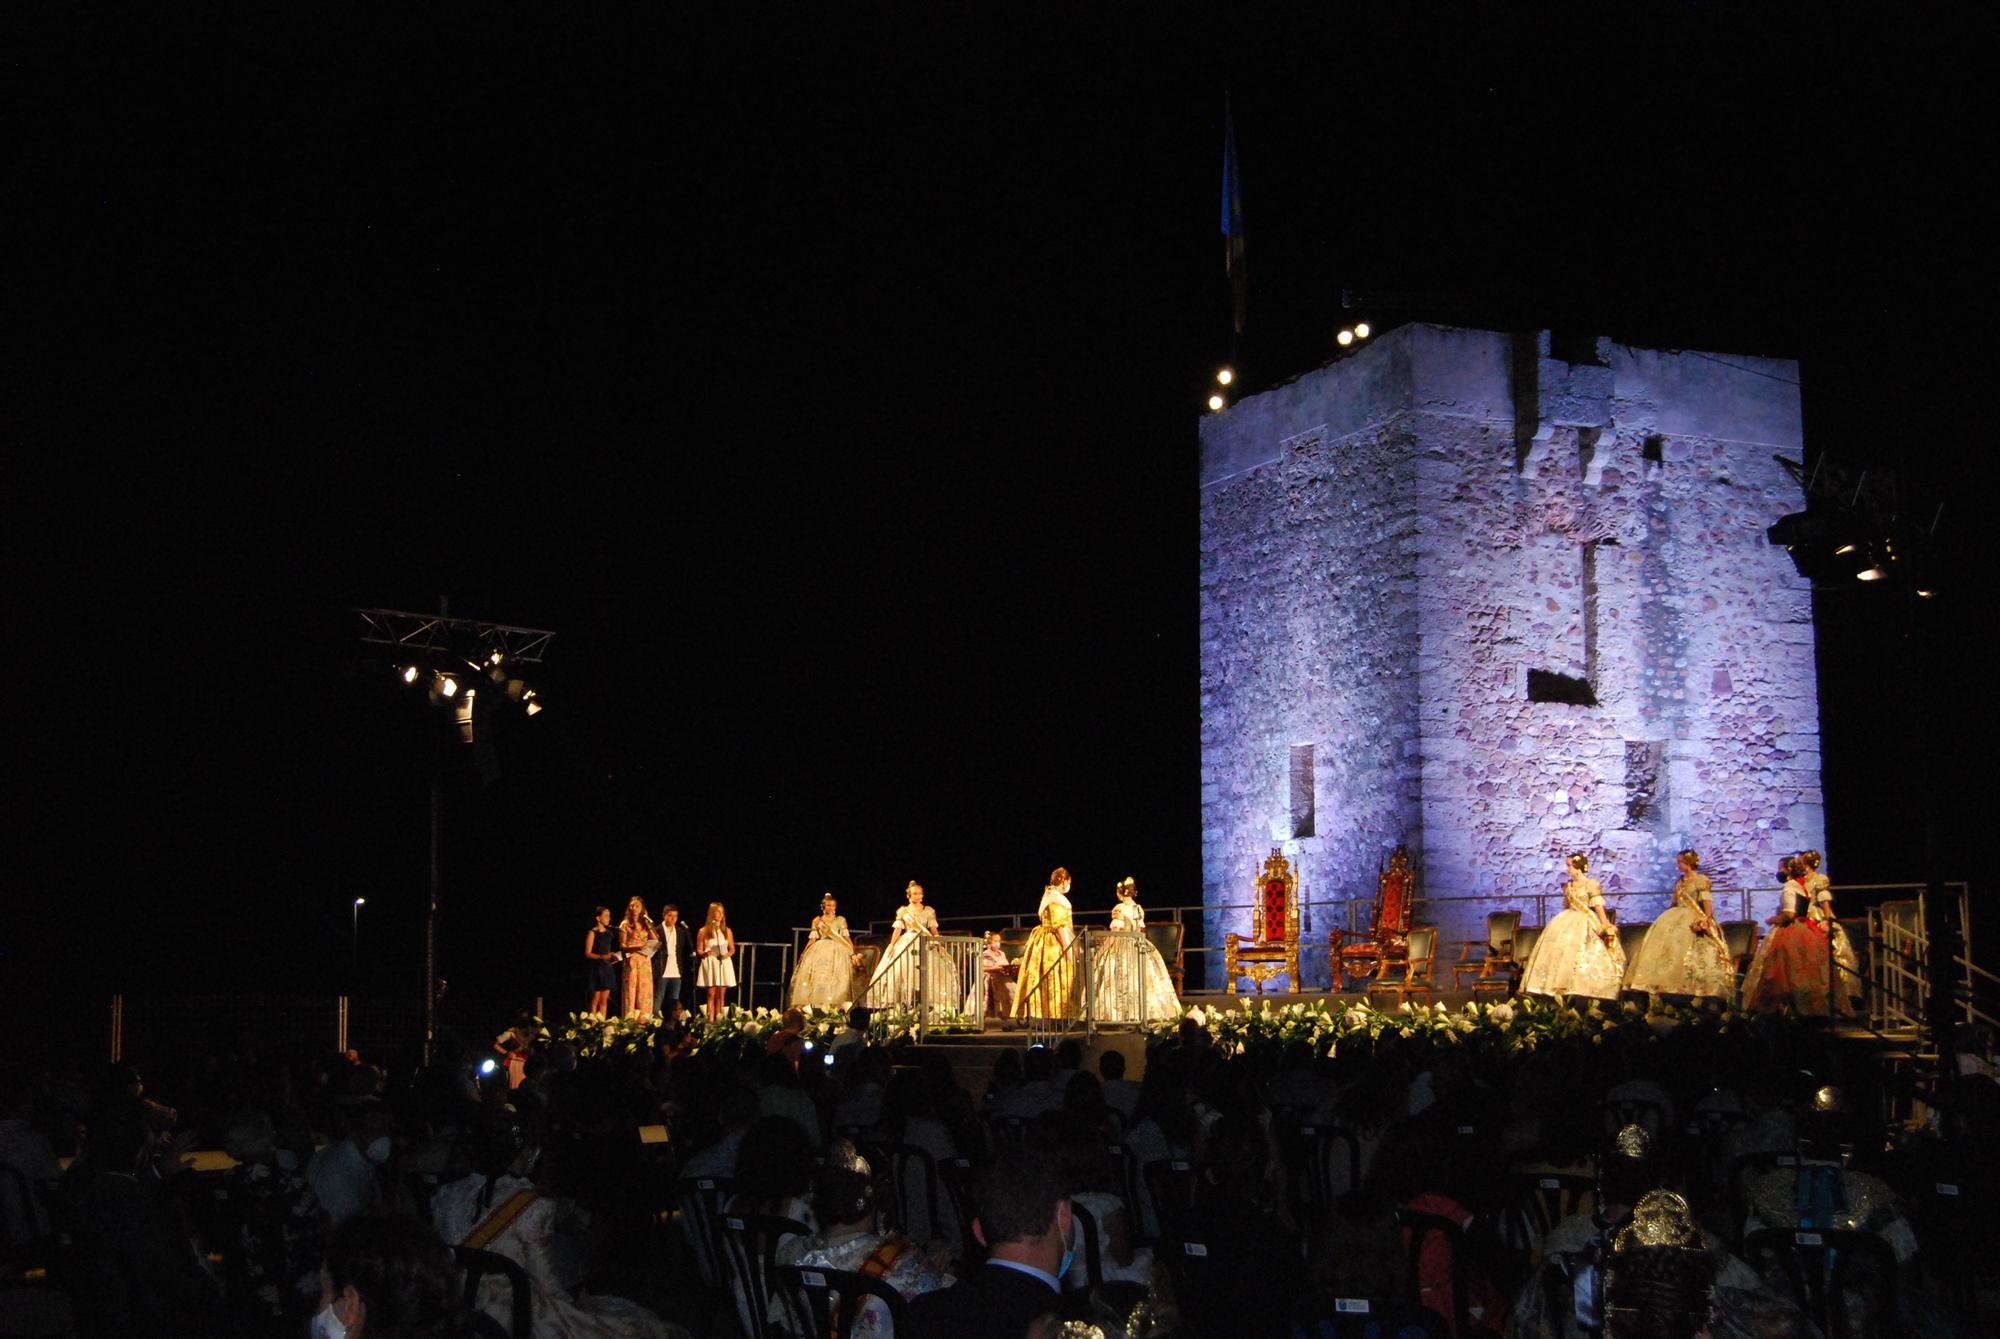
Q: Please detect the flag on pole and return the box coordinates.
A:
[1222,93,1246,335]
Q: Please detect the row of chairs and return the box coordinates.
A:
[1360,912,1780,1003]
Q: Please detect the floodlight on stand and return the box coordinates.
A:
[437,674,459,698]
[401,665,419,684]
[1216,367,1234,386]
[1337,329,1354,347]
[1207,394,1226,412]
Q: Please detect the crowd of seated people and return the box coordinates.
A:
[1,1007,1994,1338]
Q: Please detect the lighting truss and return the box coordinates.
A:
[355,608,556,664]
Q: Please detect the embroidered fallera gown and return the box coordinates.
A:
[1741,879,1830,1013]
[867,903,970,1009]
[1014,889,1079,1020]
[1521,875,1627,1000]
[790,914,856,1009]
[1089,899,1180,1022]
[1805,871,1861,1015]
[1625,872,1734,1000]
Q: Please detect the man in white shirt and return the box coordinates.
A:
[655,903,694,1020]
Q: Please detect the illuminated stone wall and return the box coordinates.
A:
[1198,325,1822,987]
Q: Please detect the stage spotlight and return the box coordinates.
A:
[1354,322,1371,339]
[479,1059,497,1077]
[1833,543,1858,556]
[1916,587,1936,598]
[438,674,459,698]
[488,650,504,666]
[401,665,419,684]
[1207,394,1226,411]
[1216,367,1234,386]
[1856,563,1887,582]
[1337,329,1354,347]
[525,701,543,717]
[504,678,526,700]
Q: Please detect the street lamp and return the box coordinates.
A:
[352,898,365,983]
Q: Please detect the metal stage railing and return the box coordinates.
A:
[1869,887,1992,1037]
[725,940,797,1012]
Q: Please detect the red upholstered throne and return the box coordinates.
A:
[1225,849,1300,994]
[1328,845,1418,989]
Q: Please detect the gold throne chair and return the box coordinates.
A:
[1225,848,1301,994]
[1328,845,1418,989]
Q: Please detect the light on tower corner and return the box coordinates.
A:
[1336,329,1354,347]
[1207,394,1226,412]
[1354,322,1371,340]
[1215,367,1234,386]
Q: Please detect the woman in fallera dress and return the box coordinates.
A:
[618,897,659,1018]
[790,893,859,1010]
[1014,867,1079,1021]
[1801,850,1860,1015]
[1625,849,1734,1002]
[696,901,736,1021]
[1089,876,1180,1022]
[1520,852,1627,1001]
[1742,856,1830,1013]
[867,881,937,1007]
[584,905,621,1016]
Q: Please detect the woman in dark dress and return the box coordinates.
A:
[584,905,621,1015]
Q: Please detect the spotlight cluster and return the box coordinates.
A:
[1336,321,1372,348]
[1208,366,1234,414]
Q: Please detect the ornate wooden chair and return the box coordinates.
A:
[1721,920,1761,1003]
[1328,845,1417,988]
[1508,924,1544,991]
[1225,848,1301,994]
[1145,920,1187,994]
[1452,910,1523,993]
[1366,927,1438,1006]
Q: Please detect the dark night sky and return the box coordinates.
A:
[11,8,1992,1033]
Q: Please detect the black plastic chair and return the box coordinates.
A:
[1741,1227,1899,1339]
[464,1312,511,1339]
[1142,1159,1199,1240]
[1395,1209,1470,1339]
[1162,1232,1224,1336]
[673,1175,735,1290]
[1600,1097,1667,1139]
[937,1157,983,1268]
[1105,1143,1147,1244]
[1291,1296,1453,1339]
[719,1212,811,1339]
[771,1263,912,1339]
[452,1245,532,1339]
[1068,1200,1148,1315]
[0,1163,48,1263]
[879,1142,941,1245]
[1495,1171,1596,1265]
[1287,1125,1362,1230]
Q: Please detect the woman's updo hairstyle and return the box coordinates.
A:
[1678,849,1700,870]
[1048,867,1071,887]
[1567,852,1590,873]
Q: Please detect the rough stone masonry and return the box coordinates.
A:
[1198,325,1822,988]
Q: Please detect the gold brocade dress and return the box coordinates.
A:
[1625,873,1733,999]
[1013,890,1077,1020]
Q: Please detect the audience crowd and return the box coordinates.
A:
[2,1008,1995,1338]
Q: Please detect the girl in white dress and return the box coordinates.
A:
[1089,877,1181,1023]
[1520,852,1627,1001]
[790,894,859,1010]
[696,901,736,1021]
[1624,849,1733,1001]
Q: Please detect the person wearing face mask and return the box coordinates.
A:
[314,1211,474,1339]
[907,1145,1081,1339]
[308,1101,396,1228]
[223,1108,326,1329]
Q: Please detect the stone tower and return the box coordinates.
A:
[1198,325,1822,987]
